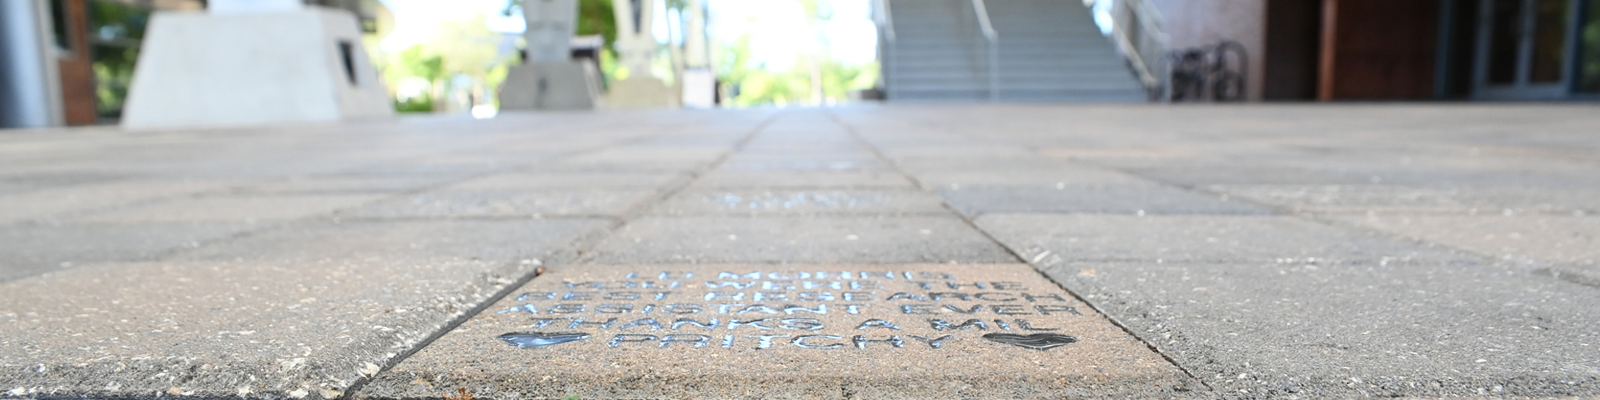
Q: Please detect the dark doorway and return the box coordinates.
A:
[1263,0,1324,100]
[1318,0,1443,100]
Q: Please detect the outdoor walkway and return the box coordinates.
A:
[2,104,1599,399]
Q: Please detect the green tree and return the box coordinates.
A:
[716,0,879,107]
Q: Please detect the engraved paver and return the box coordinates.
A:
[357,264,1199,399]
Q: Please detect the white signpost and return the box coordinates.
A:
[122,0,392,129]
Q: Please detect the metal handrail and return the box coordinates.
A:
[970,0,998,102]
[1104,0,1168,99]
[874,0,897,99]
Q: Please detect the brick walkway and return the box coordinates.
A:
[3,105,1598,399]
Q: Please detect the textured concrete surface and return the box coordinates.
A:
[650,189,948,216]
[4,105,1600,399]
[357,264,1199,400]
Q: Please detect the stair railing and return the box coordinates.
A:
[873,0,897,100]
[1103,0,1168,100]
[970,0,999,102]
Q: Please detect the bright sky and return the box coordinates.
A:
[377,0,878,68]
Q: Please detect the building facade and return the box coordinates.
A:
[1152,0,1600,101]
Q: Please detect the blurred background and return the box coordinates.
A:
[1,0,1597,128]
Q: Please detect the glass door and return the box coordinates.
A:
[1476,0,1579,99]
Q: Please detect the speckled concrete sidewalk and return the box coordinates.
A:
[2,105,1598,400]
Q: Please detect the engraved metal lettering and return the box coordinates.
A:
[660,334,711,348]
[943,304,983,314]
[607,334,657,347]
[744,334,789,349]
[852,335,904,349]
[1021,293,1069,302]
[791,335,844,349]
[991,304,1030,314]
[515,292,556,301]
[928,319,988,331]
[496,304,539,314]
[980,333,1078,350]
[777,318,824,331]
[994,319,1012,330]
[497,332,589,349]
[562,292,597,301]
[854,319,901,330]
[783,304,826,315]
[1034,305,1082,315]
[909,335,954,349]
[798,292,835,301]
[663,304,703,314]
[671,317,720,330]
[567,317,618,329]
[726,318,774,330]
[1016,319,1058,331]
[549,304,587,314]
[619,318,664,330]
[595,303,634,314]
[885,292,928,302]
[735,304,781,314]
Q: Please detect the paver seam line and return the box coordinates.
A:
[1077,161,1527,273]
[564,116,784,265]
[0,120,730,398]
[338,113,787,400]
[0,126,684,285]
[328,215,628,223]
[645,212,958,218]
[825,110,1213,392]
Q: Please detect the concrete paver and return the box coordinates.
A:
[71,194,384,223]
[0,222,248,282]
[0,180,224,224]
[0,219,608,400]
[357,264,1199,400]
[692,170,916,189]
[445,171,689,190]
[975,214,1469,264]
[939,185,1272,217]
[589,216,1015,264]
[353,189,659,218]
[650,189,949,216]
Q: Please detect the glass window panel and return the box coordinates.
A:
[87,0,151,119]
[1490,0,1524,84]
[1580,0,1600,92]
[1530,0,1569,82]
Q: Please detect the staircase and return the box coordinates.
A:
[879,0,1147,102]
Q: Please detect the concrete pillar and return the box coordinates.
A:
[607,0,677,108]
[0,0,64,129]
[680,0,714,108]
[683,0,708,69]
[524,0,577,62]
[209,0,303,14]
[121,5,393,129]
[498,0,600,110]
[612,0,657,76]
